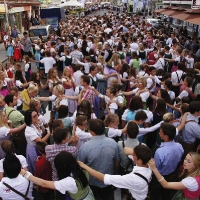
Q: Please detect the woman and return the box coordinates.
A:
[6,37,14,64]
[20,151,95,200]
[34,39,41,68]
[24,109,50,174]
[13,37,22,63]
[0,110,26,159]
[62,67,77,115]
[15,70,31,92]
[148,152,200,200]
[29,72,48,91]
[48,68,61,93]
[0,71,11,97]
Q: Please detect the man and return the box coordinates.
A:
[80,144,152,200]
[21,32,32,57]
[70,44,84,65]
[150,123,184,200]
[130,37,139,51]
[180,101,200,159]
[104,43,113,62]
[4,94,24,128]
[73,64,84,87]
[11,25,20,38]
[78,119,120,200]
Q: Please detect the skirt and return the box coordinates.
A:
[26,145,39,174]
[14,48,21,60]
[0,88,10,97]
[65,88,77,113]
[35,52,40,67]
[6,46,14,57]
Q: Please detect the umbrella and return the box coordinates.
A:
[58,1,84,7]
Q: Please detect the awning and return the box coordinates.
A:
[170,12,191,20]
[9,7,25,14]
[185,14,200,25]
[160,9,177,16]
[154,8,166,13]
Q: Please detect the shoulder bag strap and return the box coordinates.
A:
[3,181,30,200]
[134,172,149,185]
[175,71,181,83]
[7,109,16,119]
[185,120,196,124]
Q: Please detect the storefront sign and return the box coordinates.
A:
[0,14,5,19]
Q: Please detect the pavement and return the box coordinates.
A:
[0,42,7,63]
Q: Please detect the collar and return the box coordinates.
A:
[160,140,175,147]
[188,113,199,123]
[90,135,105,140]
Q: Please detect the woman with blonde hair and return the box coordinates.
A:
[107,53,121,71]
[148,152,200,200]
[61,67,77,115]
[138,43,147,64]
[0,70,13,97]
[0,110,26,159]
[47,68,61,93]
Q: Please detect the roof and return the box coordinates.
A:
[170,12,191,20]
[185,14,200,25]
[160,9,177,16]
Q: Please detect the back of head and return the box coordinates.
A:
[58,105,69,118]
[160,123,176,140]
[36,142,48,154]
[4,94,14,105]
[1,140,15,153]
[53,127,68,144]
[134,145,152,165]
[88,119,105,135]
[3,153,21,178]
[189,101,200,114]
[135,111,147,121]
[127,121,139,139]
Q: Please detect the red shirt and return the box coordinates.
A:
[34,156,52,193]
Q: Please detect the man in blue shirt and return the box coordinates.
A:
[150,123,184,200]
[77,119,119,200]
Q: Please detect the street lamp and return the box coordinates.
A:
[3,0,9,30]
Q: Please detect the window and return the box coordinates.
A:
[29,29,47,37]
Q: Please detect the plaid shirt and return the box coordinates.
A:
[82,89,96,106]
[45,143,79,181]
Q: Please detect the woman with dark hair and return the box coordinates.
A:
[20,151,95,200]
[121,95,153,128]
[24,110,50,174]
[88,48,97,63]
[0,153,33,199]
[81,40,89,57]
[15,70,31,91]
[30,72,48,90]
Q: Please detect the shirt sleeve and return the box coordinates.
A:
[0,160,3,172]
[76,129,92,140]
[25,64,29,72]
[181,177,199,191]
[122,109,128,121]
[16,80,23,88]
[17,155,28,168]
[178,90,188,99]
[108,128,122,138]
[0,127,10,138]
[54,177,78,194]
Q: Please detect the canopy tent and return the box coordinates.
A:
[154,8,166,13]
[170,12,190,20]
[185,14,200,25]
[58,1,84,7]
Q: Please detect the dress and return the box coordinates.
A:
[13,43,21,60]
[6,43,14,57]
[35,49,41,68]
[0,78,10,97]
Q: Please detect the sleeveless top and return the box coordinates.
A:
[132,59,139,68]
[138,51,146,60]
[65,56,72,66]
[183,176,200,199]
[148,52,156,65]
[68,170,89,200]
[126,110,136,122]
[89,76,97,88]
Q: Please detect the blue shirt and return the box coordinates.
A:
[77,135,119,188]
[154,141,183,176]
[182,113,200,144]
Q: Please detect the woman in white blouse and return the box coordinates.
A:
[24,110,50,174]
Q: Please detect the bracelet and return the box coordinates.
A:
[24,171,32,179]
[158,176,164,182]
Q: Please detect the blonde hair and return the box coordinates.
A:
[110,78,118,87]
[107,53,120,66]
[27,85,38,94]
[138,78,147,88]
[104,114,119,127]
[139,43,144,51]
[29,99,40,110]
[0,95,4,101]
[0,63,4,71]
[163,113,174,123]
[63,67,72,79]
[98,55,105,65]
[53,84,64,95]
[0,111,9,128]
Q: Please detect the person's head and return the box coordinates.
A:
[10,87,19,97]
[30,72,40,83]
[0,110,8,127]
[140,64,148,71]
[36,141,48,155]
[164,45,170,52]
[24,55,30,63]
[90,65,98,76]
[1,140,15,154]
[106,87,117,98]
[29,99,41,112]
[4,94,17,107]
[164,80,172,90]
[157,89,171,104]
[49,119,64,134]
[133,145,152,165]
[177,62,184,70]
[0,95,5,109]
[24,110,39,126]
[183,152,200,177]
[76,114,88,130]
[14,69,24,83]
[104,114,119,129]
[183,77,193,88]
[27,85,38,98]
[135,111,147,125]
[88,119,105,136]
[53,127,69,144]
[54,151,88,188]
[129,96,143,112]
[163,112,174,123]
[154,98,167,116]
[159,123,176,141]
[189,101,200,116]
[63,67,72,79]
[53,84,64,97]
[127,121,139,139]
[48,68,58,79]
[58,105,69,118]
[149,66,156,76]
[180,103,189,115]
[80,75,90,86]
[3,153,21,178]
[79,99,93,115]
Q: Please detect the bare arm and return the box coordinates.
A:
[9,124,26,134]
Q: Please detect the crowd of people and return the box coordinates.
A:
[0,8,199,200]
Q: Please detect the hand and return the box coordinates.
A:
[20,169,26,175]
[148,158,157,171]
[77,161,86,169]
[184,87,190,92]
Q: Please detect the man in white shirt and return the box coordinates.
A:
[153,51,165,70]
[104,24,112,34]
[130,37,139,51]
[74,64,84,87]
[79,144,152,200]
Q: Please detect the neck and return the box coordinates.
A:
[8,104,14,108]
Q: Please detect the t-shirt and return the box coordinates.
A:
[40,57,56,73]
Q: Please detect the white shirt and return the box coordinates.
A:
[105,127,122,138]
[77,61,91,74]
[168,90,175,100]
[185,57,194,69]
[25,125,42,146]
[153,58,165,70]
[104,166,152,200]
[40,57,56,73]
[104,28,113,34]
[182,177,199,191]
[74,70,83,86]
[178,88,192,99]
[0,154,28,173]
[0,126,10,138]
[0,175,33,200]
[130,42,139,51]
[171,70,185,84]
[49,95,68,108]
[132,88,150,102]
[75,126,92,147]
[24,63,30,72]
[138,71,148,77]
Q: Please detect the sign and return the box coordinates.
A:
[0,14,4,19]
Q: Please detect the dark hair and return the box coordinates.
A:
[58,105,69,118]
[90,65,97,73]
[164,80,172,90]
[81,75,90,85]
[177,62,184,70]
[30,72,41,88]
[53,128,68,144]
[1,140,15,153]
[76,115,88,126]
[127,121,139,139]
[134,145,152,165]
[155,98,167,116]
[4,94,14,105]
[129,96,143,112]
[181,103,189,114]
[160,89,172,104]
[185,77,193,87]
[160,122,176,140]
[189,101,200,114]
[49,119,63,134]
[149,66,156,72]
[163,72,171,81]
[23,31,28,35]
[112,83,122,92]
[36,142,48,154]
[24,110,37,126]
[78,100,93,118]
[15,70,25,83]
[3,153,21,178]
[135,111,147,121]
[88,119,105,135]
[54,151,88,188]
